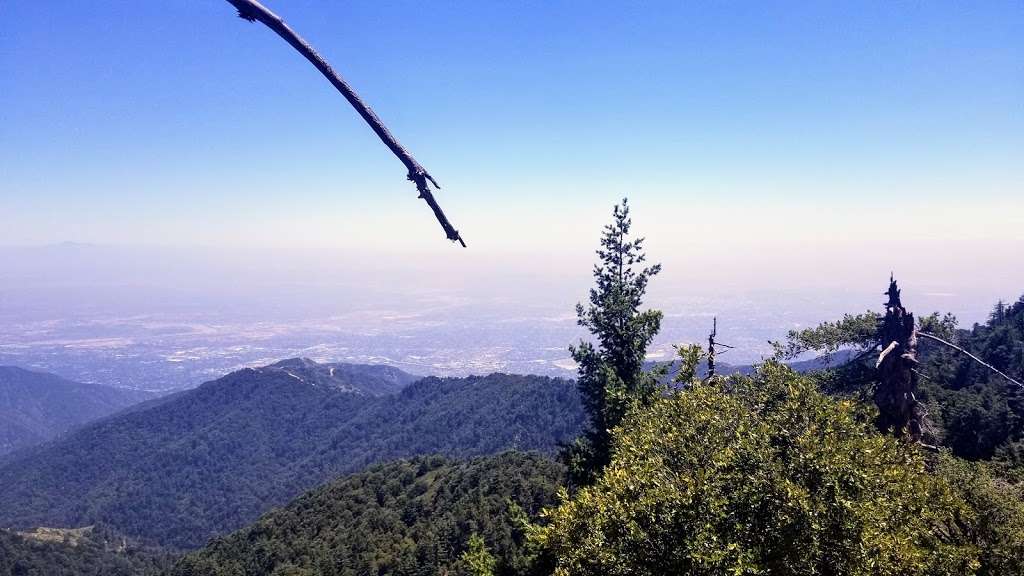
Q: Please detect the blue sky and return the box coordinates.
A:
[1,1,1021,276]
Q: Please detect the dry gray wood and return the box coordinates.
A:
[876,341,898,368]
[224,0,465,247]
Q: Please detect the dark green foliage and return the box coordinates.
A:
[0,525,172,576]
[936,455,1024,575]
[0,363,583,549]
[567,199,663,484]
[0,366,151,456]
[170,453,563,576]
[775,312,880,360]
[918,312,960,342]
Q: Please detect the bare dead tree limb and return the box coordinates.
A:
[224,0,466,247]
[918,331,1024,388]
[876,340,898,368]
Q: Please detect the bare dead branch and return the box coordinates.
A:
[918,331,1024,389]
[224,0,466,247]
[876,341,898,368]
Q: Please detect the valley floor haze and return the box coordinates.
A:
[0,242,1019,390]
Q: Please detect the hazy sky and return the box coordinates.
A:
[2,1,1022,292]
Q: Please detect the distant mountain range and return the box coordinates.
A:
[651,348,857,381]
[0,366,152,457]
[0,360,584,549]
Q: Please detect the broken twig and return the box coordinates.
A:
[224,0,465,246]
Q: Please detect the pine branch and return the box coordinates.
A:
[917,331,1024,388]
[224,0,465,247]
[850,343,880,364]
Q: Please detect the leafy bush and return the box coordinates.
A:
[936,455,1024,575]
[532,362,980,575]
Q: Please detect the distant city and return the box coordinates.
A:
[1,246,1004,391]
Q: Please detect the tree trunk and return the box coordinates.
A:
[874,276,924,441]
[707,317,717,380]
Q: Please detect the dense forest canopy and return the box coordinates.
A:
[919,298,1024,462]
[170,453,563,576]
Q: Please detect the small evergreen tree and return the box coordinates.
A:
[991,301,1007,325]
[459,533,497,576]
[565,198,663,485]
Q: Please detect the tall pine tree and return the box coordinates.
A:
[566,198,663,485]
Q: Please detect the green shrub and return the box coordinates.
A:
[532,362,978,575]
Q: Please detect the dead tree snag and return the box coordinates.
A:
[873,276,924,441]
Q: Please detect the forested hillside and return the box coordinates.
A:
[0,361,583,549]
[0,366,151,456]
[170,453,563,576]
[917,298,1024,461]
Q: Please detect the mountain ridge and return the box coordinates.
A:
[170,452,564,576]
[0,360,584,549]
[0,366,152,457]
